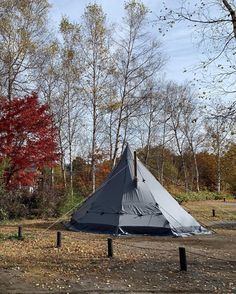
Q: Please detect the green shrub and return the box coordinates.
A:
[59,192,84,216]
[0,208,8,221]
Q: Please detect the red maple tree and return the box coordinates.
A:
[0,93,60,188]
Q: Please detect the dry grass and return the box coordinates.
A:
[183,199,236,223]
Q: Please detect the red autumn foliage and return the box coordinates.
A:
[72,155,112,197]
[0,93,60,188]
[73,156,92,197]
[96,160,112,187]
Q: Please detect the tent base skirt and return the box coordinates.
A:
[65,221,209,236]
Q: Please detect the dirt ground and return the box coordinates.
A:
[0,200,235,294]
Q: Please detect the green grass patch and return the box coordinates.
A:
[0,219,20,225]
[174,191,233,203]
[0,232,22,241]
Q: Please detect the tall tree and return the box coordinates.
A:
[58,18,83,197]
[165,83,190,191]
[222,143,236,193]
[111,0,165,165]
[0,0,50,100]
[132,80,164,165]
[180,89,205,192]
[157,83,174,184]
[205,100,236,192]
[80,4,113,192]
[35,40,61,188]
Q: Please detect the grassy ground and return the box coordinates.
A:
[0,200,235,293]
[184,199,236,223]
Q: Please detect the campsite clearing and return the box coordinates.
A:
[0,200,235,293]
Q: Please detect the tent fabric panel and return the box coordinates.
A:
[137,160,201,229]
[67,221,119,234]
[119,213,170,228]
[88,167,126,214]
[121,179,158,214]
[84,150,135,215]
[71,212,120,227]
[71,163,128,222]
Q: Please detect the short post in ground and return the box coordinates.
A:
[18,226,23,240]
[56,231,62,248]
[212,209,216,217]
[179,247,187,271]
[107,238,113,258]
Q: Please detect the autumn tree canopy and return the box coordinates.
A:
[0,0,235,197]
[0,93,59,188]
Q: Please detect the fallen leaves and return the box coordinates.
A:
[0,219,235,293]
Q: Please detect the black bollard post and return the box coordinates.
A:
[223,197,226,202]
[212,209,216,217]
[107,238,113,258]
[56,231,62,248]
[18,226,23,240]
[179,247,187,271]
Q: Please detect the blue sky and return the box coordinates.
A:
[48,0,202,84]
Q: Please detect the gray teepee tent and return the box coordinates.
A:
[67,144,209,236]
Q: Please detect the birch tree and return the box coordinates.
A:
[58,18,83,196]
[35,40,61,188]
[0,0,50,100]
[205,100,236,192]
[80,4,113,192]
[165,83,189,191]
[132,81,163,164]
[111,0,165,165]
[180,90,205,192]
